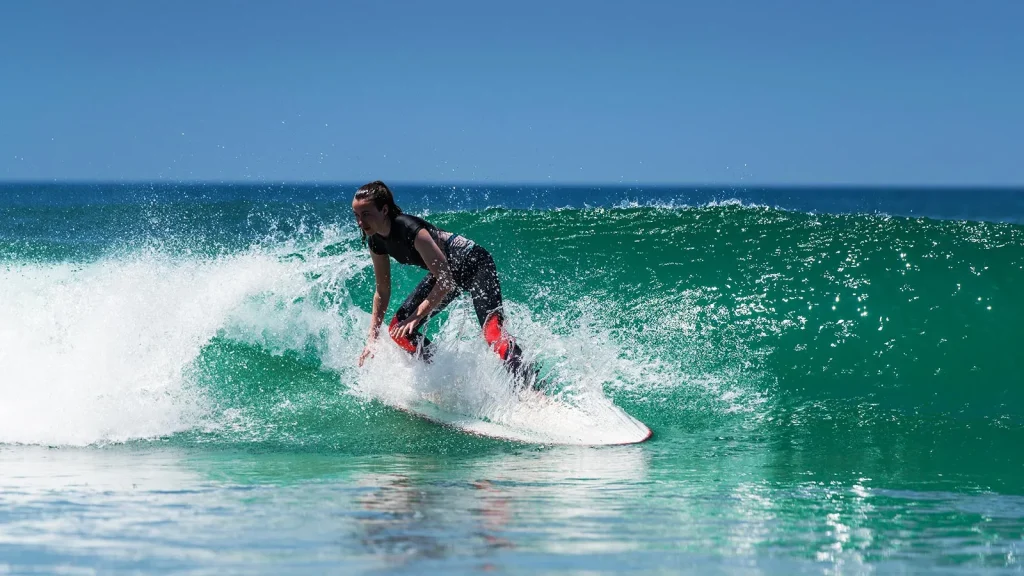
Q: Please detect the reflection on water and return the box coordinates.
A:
[349,447,650,568]
[352,472,515,566]
[0,444,652,573]
[0,439,1021,573]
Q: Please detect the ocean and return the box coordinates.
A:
[1,183,1022,574]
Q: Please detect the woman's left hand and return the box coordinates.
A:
[390,314,424,340]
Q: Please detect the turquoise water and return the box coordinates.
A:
[1,184,1023,573]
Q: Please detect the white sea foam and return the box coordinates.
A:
[0,226,733,447]
[610,196,776,211]
[0,250,308,446]
[350,301,658,445]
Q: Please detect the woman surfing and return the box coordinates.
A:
[353,181,539,387]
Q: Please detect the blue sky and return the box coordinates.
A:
[2,1,1022,185]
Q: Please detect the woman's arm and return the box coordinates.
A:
[360,250,392,366]
[367,250,392,341]
[391,228,456,339]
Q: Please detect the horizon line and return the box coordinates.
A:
[1,179,1023,191]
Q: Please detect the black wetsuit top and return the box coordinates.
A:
[368,214,459,269]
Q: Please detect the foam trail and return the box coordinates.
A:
[0,251,302,446]
[352,303,661,444]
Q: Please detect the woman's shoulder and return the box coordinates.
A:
[395,213,431,228]
[394,214,435,237]
[367,234,386,254]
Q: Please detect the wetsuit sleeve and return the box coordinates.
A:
[367,235,386,255]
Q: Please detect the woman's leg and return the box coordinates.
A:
[463,248,536,382]
[389,274,460,359]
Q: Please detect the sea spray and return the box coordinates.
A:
[0,250,305,445]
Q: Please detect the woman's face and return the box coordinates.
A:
[352,197,389,235]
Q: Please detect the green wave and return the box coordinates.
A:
[141,203,1020,454]
[5,201,1021,461]
[429,205,1023,409]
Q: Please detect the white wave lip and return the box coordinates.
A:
[0,252,298,446]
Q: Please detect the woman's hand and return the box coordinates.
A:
[358,345,374,366]
[390,313,424,340]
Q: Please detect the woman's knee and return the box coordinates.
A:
[482,313,513,359]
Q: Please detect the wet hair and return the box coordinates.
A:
[354,180,403,244]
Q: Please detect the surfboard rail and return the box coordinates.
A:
[392,395,652,446]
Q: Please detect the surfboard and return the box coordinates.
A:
[394,393,652,446]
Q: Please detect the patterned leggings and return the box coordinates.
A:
[388,245,531,379]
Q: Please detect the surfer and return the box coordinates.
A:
[353,181,539,387]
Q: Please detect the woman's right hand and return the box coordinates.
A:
[358,345,374,367]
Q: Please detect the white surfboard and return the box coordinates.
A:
[394,392,652,446]
[357,345,652,446]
